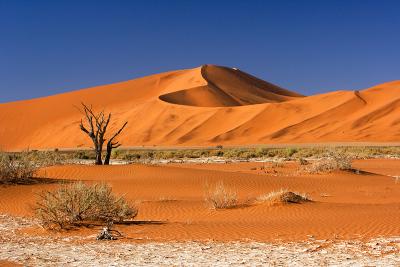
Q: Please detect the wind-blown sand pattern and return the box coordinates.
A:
[0,159,400,265]
[0,65,399,150]
[1,160,399,241]
[1,215,399,266]
[1,65,400,266]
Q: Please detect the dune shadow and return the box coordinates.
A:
[74,220,167,229]
[346,168,380,176]
[0,176,71,186]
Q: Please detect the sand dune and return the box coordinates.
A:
[159,65,303,106]
[0,65,399,150]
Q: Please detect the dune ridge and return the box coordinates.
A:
[159,65,303,107]
[0,65,399,150]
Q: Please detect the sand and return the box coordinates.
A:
[0,65,399,150]
[1,214,399,266]
[1,159,399,242]
[1,159,399,265]
[1,63,400,265]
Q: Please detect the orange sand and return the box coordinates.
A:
[0,65,399,150]
[0,260,22,267]
[1,159,399,242]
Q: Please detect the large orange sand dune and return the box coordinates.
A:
[0,65,399,150]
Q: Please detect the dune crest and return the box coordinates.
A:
[159,65,303,107]
[0,65,399,150]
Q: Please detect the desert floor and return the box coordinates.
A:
[1,159,400,265]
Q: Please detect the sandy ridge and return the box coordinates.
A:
[0,65,399,150]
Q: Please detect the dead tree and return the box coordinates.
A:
[104,121,127,165]
[79,103,127,165]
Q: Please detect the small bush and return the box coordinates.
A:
[286,148,298,157]
[75,151,90,160]
[29,150,69,166]
[35,182,137,229]
[204,181,238,209]
[0,152,37,183]
[305,151,352,173]
[298,157,309,165]
[257,189,310,205]
[111,149,122,158]
[210,150,224,157]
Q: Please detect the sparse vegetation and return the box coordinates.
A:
[257,189,310,205]
[304,151,353,173]
[35,182,137,229]
[298,157,309,165]
[0,152,37,183]
[0,150,73,184]
[2,146,399,167]
[204,181,238,209]
[109,146,400,163]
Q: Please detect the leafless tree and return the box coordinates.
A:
[79,103,127,165]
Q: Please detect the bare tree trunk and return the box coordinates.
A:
[95,149,103,165]
[104,143,112,165]
[79,103,127,166]
[103,122,127,165]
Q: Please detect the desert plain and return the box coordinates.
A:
[0,65,400,266]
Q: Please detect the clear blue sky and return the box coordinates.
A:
[1,0,399,102]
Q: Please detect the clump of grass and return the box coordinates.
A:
[0,149,73,184]
[286,147,298,157]
[204,181,238,209]
[304,151,353,173]
[298,157,309,165]
[272,160,284,168]
[257,189,310,205]
[35,182,137,230]
[74,150,96,160]
[28,150,70,166]
[0,152,37,184]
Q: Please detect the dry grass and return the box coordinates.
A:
[35,182,137,229]
[0,152,37,183]
[113,146,400,161]
[0,150,72,184]
[303,151,353,173]
[298,157,309,165]
[4,146,399,165]
[257,189,310,205]
[204,181,238,209]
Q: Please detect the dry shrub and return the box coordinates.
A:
[304,151,352,173]
[0,152,37,183]
[204,181,238,209]
[35,182,137,229]
[29,150,70,166]
[257,189,310,205]
[298,157,309,165]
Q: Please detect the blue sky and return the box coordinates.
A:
[1,0,399,102]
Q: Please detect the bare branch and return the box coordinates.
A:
[109,121,128,143]
[78,103,128,165]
